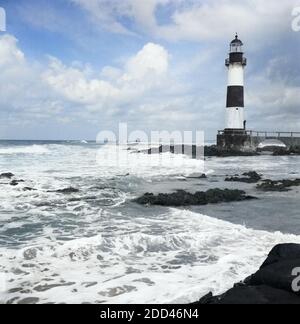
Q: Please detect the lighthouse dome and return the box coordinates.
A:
[231,34,243,46]
[230,34,243,53]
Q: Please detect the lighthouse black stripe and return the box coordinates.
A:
[226,86,244,108]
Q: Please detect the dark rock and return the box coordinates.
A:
[205,145,257,157]
[10,180,24,186]
[247,259,300,296]
[257,179,300,192]
[0,172,14,179]
[193,292,214,304]
[218,150,258,157]
[273,148,290,156]
[55,187,80,194]
[134,189,256,207]
[289,146,300,155]
[272,146,300,156]
[245,244,300,296]
[225,171,262,183]
[198,285,300,305]
[141,144,258,158]
[195,244,300,305]
[261,244,300,268]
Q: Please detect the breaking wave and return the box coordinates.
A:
[0,145,50,155]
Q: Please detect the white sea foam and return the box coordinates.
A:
[0,145,50,155]
[1,209,300,304]
[95,144,205,178]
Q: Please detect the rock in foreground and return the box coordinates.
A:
[195,244,300,304]
[134,189,256,207]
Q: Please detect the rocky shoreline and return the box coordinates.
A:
[136,144,300,157]
[194,244,300,304]
[134,169,300,207]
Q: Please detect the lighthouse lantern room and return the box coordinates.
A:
[225,34,247,132]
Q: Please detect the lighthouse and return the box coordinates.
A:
[225,34,247,132]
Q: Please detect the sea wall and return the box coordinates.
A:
[217,133,300,152]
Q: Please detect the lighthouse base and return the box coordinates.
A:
[217,129,254,153]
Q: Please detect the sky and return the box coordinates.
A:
[0,0,300,140]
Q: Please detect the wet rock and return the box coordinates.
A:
[195,244,300,305]
[205,145,258,157]
[197,285,300,305]
[225,171,262,183]
[55,187,80,194]
[272,146,300,156]
[134,189,256,207]
[257,179,300,192]
[218,149,258,157]
[10,180,24,186]
[273,148,290,156]
[289,146,300,155]
[0,172,14,179]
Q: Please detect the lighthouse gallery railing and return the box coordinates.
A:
[218,130,300,138]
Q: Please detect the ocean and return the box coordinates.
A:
[0,140,300,304]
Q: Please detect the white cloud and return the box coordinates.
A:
[0,35,24,65]
[70,0,299,44]
[158,0,295,42]
[0,35,192,136]
[43,43,170,110]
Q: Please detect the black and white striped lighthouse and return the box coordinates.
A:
[225,34,247,131]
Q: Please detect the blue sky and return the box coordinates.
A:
[0,0,299,140]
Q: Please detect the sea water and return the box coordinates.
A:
[0,140,300,304]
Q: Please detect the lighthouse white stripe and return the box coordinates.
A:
[226,107,244,129]
[228,64,244,86]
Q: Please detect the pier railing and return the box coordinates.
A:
[218,130,300,138]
